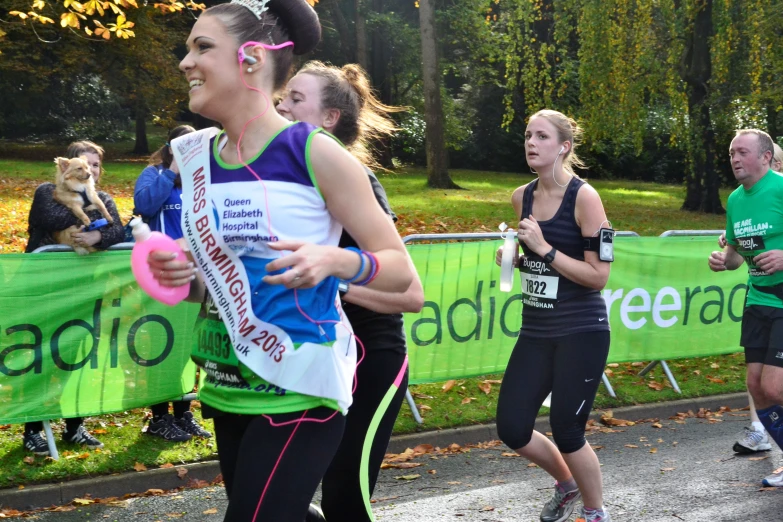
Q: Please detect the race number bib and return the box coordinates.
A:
[522,272,559,300]
[520,257,560,310]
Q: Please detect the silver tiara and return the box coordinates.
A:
[231,0,271,20]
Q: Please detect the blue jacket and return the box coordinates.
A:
[133,164,183,240]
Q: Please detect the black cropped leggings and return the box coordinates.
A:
[213,408,345,522]
[496,331,610,454]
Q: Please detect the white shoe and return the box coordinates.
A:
[762,468,783,487]
[733,426,772,454]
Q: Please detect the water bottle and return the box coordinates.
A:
[129,218,190,306]
[499,222,518,293]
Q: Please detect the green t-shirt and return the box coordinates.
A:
[191,294,339,415]
[725,170,783,308]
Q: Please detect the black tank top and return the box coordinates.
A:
[519,177,609,337]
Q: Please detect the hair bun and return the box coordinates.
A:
[268,0,321,55]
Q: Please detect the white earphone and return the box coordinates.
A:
[553,145,569,188]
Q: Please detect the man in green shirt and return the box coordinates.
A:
[709,129,783,487]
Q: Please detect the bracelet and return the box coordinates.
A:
[354,251,381,286]
[341,247,366,284]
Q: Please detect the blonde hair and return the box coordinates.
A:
[529,109,586,176]
[295,61,405,169]
[773,143,783,171]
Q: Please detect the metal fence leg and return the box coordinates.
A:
[405,389,424,425]
[638,360,681,394]
[659,360,682,394]
[638,360,661,377]
[601,373,617,398]
[42,420,59,461]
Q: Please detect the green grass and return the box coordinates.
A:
[0,160,741,487]
[0,409,216,490]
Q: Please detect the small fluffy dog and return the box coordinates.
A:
[51,156,113,255]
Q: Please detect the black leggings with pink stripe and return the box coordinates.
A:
[213,408,344,522]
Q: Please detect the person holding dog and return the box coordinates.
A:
[23,140,124,455]
[133,125,212,443]
[145,1,415,519]
[26,140,124,253]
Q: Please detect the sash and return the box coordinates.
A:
[172,128,356,412]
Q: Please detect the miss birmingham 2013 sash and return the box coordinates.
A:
[172,128,356,413]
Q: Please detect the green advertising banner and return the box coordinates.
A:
[0,251,199,424]
[0,236,750,423]
[404,236,748,384]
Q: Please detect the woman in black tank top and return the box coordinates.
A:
[494,110,613,522]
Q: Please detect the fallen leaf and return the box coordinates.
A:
[625,444,639,448]
[381,462,422,470]
[501,452,519,457]
[428,469,437,475]
[134,462,148,472]
[461,397,476,405]
[477,382,492,395]
[647,382,664,391]
[652,423,663,428]
[707,376,725,384]
[607,363,619,368]
[92,429,108,435]
[177,467,188,479]
[650,448,658,453]
[23,456,34,465]
[749,456,770,461]
[710,363,720,369]
[527,463,538,468]
[447,481,462,485]
[660,467,676,472]
[395,474,421,481]
[73,498,94,505]
[442,380,456,392]
[203,508,218,514]
[419,405,432,411]
[693,370,701,375]
[480,506,495,511]
[160,463,175,469]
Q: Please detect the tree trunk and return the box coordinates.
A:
[680,0,723,214]
[326,0,354,63]
[133,108,149,155]
[418,0,460,189]
[355,0,368,70]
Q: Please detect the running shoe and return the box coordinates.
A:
[176,411,212,438]
[540,482,581,522]
[575,506,611,522]
[733,426,772,454]
[62,425,104,449]
[23,431,50,456]
[762,468,783,487]
[146,414,192,442]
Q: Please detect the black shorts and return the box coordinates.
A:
[741,305,783,368]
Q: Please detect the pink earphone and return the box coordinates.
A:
[237,41,295,72]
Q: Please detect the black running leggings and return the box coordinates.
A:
[213,408,344,522]
[321,348,408,522]
[150,400,191,419]
[496,331,610,453]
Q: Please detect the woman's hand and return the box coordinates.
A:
[263,241,346,289]
[148,250,197,287]
[71,228,102,248]
[518,216,550,257]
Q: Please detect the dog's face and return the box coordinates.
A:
[55,157,93,185]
